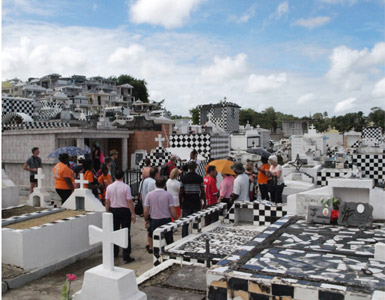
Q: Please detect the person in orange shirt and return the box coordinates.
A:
[257,157,271,200]
[98,163,113,204]
[83,159,100,198]
[53,153,75,204]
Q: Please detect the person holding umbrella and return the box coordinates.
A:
[53,153,75,204]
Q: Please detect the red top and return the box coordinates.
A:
[204,175,218,206]
[167,161,176,176]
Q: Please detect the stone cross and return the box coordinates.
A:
[34,168,45,189]
[76,173,89,190]
[188,119,193,126]
[309,124,315,130]
[89,213,128,271]
[155,134,165,148]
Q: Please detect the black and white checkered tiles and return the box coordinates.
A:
[362,127,382,146]
[2,121,70,132]
[170,134,211,158]
[2,97,35,116]
[152,203,227,266]
[139,147,171,169]
[169,133,230,160]
[316,169,351,186]
[224,200,287,226]
[352,153,385,181]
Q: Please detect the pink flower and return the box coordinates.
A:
[66,274,77,281]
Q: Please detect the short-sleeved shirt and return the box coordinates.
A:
[26,156,41,175]
[141,177,156,203]
[144,188,175,219]
[220,176,234,199]
[257,163,270,184]
[233,173,250,201]
[204,175,218,206]
[270,164,284,185]
[180,171,204,209]
[98,173,113,196]
[84,170,94,189]
[53,162,74,190]
[166,179,181,207]
[105,180,132,208]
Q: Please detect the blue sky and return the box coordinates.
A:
[2,0,385,117]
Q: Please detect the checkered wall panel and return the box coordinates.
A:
[224,200,287,226]
[170,134,211,158]
[352,153,385,181]
[2,121,70,132]
[316,169,351,186]
[362,127,382,146]
[138,147,171,169]
[2,97,35,116]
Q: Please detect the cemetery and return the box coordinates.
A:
[1,77,385,299]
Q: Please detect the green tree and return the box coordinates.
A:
[189,107,200,125]
[113,74,149,102]
[368,107,385,130]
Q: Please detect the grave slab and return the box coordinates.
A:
[163,265,207,292]
[142,286,204,300]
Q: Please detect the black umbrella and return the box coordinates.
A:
[246,148,271,158]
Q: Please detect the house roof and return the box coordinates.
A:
[118,83,134,88]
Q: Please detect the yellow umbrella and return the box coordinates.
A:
[208,159,236,175]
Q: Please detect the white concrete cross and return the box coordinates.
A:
[89,213,128,271]
[188,119,193,126]
[309,124,315,130]
[34,168,45,188]
[155,134,165,148]
[76,173,89,190]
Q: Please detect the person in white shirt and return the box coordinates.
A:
[230,162,250,202]
[140,167,159,253]
[166,168,182,220]
[266,155,284,203]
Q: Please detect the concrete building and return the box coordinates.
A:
[198,98,240,133]
[282,119,309,138]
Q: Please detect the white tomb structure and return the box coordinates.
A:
[2,169,20,208]
[155,134,166,148]
[27,168,52,208]
[290,124,327,162]
[287,178,385,220]
[73,213,146,300]
[62,174,105,211]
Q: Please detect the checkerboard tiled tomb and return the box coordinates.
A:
[207,216,385,300]
[224,200,287,226]
[152,203,228,266]
[352,153,385,182]
[169,133,230,160]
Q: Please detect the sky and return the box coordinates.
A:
[2,0,385,117]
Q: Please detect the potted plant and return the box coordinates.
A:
[321,197,340,224]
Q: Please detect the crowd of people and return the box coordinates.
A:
[24,147,285,264]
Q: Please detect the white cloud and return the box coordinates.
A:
[334,97,356,113]
[372,77,385,97]
[228,3,257,24]
[326,42,385,89]
[108,45,146,64]
[297,93,316,104]
[276,2,289,19]
[129,0,202,29]
[198,53,248,84]
[2,0,63,18]
[247,73,287,93]
[295,16,331,29]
